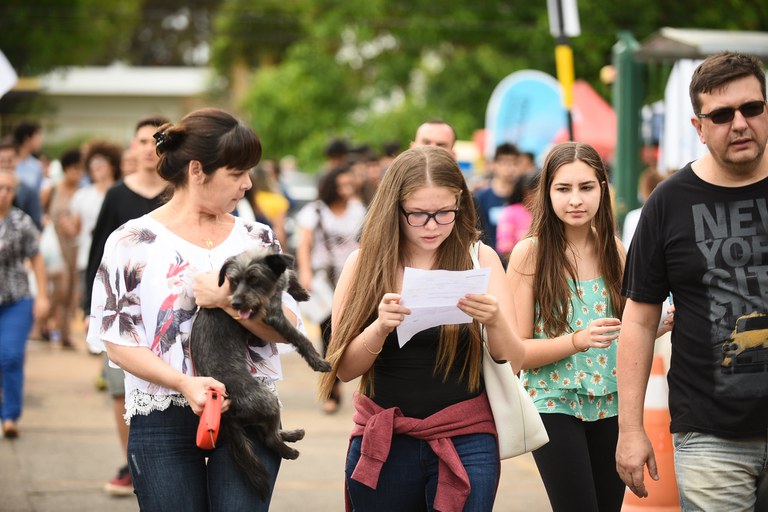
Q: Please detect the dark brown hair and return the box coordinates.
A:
[530,142,624,337]
[84,140,123,181]
[135,115,170,134]
[317,164,353,206]
[154,108,262,188]
[689,52,766,114]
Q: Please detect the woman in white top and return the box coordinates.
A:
[70,140,122,305]
[87,108,303,512]
[296,163,366,413]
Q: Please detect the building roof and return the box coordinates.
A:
[636,27,768,61]
[38,64,213,96]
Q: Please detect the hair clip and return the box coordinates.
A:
[153,131,167,148]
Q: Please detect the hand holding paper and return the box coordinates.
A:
[396,267,491,347]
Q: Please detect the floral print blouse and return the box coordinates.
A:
[521,276,619,422]
[86,214,303,422]
[0,208,39,305]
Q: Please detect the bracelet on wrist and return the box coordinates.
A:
[571,329,587,352]
[361,329,383,355]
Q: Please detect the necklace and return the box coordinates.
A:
[200,218,221,248]
[168,203,220,248]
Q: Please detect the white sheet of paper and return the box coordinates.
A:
[396,267,491,347]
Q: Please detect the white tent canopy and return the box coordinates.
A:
[636,27,768,61]
[636,28,768,172]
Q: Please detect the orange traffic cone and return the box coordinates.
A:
[622,355,680,511]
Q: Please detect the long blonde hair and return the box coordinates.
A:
[319,146,482,398]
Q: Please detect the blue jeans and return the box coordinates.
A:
[673,431,768,512]
[346,433,499,511]
[0,298,33,422]
[128,404,281,512]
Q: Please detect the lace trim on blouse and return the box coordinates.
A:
[123,377,281,424]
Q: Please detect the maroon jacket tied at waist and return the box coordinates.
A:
[346,391,498,512]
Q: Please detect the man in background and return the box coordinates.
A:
[84,115,169,497]
[12,121,44,194]
[411,119,456,153]
[474,142,522,256]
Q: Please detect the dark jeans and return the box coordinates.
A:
[532,414,624,512]
[346,433,499,511]
[128,404,281,512]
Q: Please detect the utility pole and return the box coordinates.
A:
[612,32,643,228]
[547,0,580,141]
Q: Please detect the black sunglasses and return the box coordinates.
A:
[696,100,766,125]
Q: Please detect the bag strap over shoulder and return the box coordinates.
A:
[315,203,337,285]
[472,241,507,364]
[469,241,481,269]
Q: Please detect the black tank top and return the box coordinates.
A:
[365,325,482,419]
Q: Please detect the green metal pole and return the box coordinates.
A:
[611,31,643,231]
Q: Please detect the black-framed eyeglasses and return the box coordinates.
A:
[399,206,459,227]
[696,100,766,125]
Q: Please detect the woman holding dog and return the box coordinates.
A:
[320,145,525,510]
[87,108,303,511]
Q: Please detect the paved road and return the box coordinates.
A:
[0,337,550,512]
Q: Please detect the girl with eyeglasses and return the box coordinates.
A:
[320,145,525,510]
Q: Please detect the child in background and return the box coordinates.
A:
[496,173,538,263]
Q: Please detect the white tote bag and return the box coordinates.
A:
[470,242,549,459]
[299,269,335,324]
[481,340,549,458]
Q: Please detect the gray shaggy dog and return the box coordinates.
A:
[190,246,331,499]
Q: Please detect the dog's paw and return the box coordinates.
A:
[311,359,332,372]
[276,442,301,460]
[280,428,305,443]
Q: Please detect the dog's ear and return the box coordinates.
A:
[264,254,290,277]
[218,258,235,286]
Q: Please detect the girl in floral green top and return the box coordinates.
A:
[507,142,626,512]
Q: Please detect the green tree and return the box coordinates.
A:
[210,0,303,73]
[0,0,142,75]
[224,0,767,170]
[125,0,224,66]
[0,0,232,74]
[2,0,766,170]
[241,41,358,168]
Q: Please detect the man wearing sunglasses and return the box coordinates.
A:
[617,51,768,511]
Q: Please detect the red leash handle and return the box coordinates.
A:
[196,390,222,449]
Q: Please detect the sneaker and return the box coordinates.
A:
[105,465,133,496]
[94,374,107,392]
[2,420,18,439]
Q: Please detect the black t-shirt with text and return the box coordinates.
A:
[623,163,768,437]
